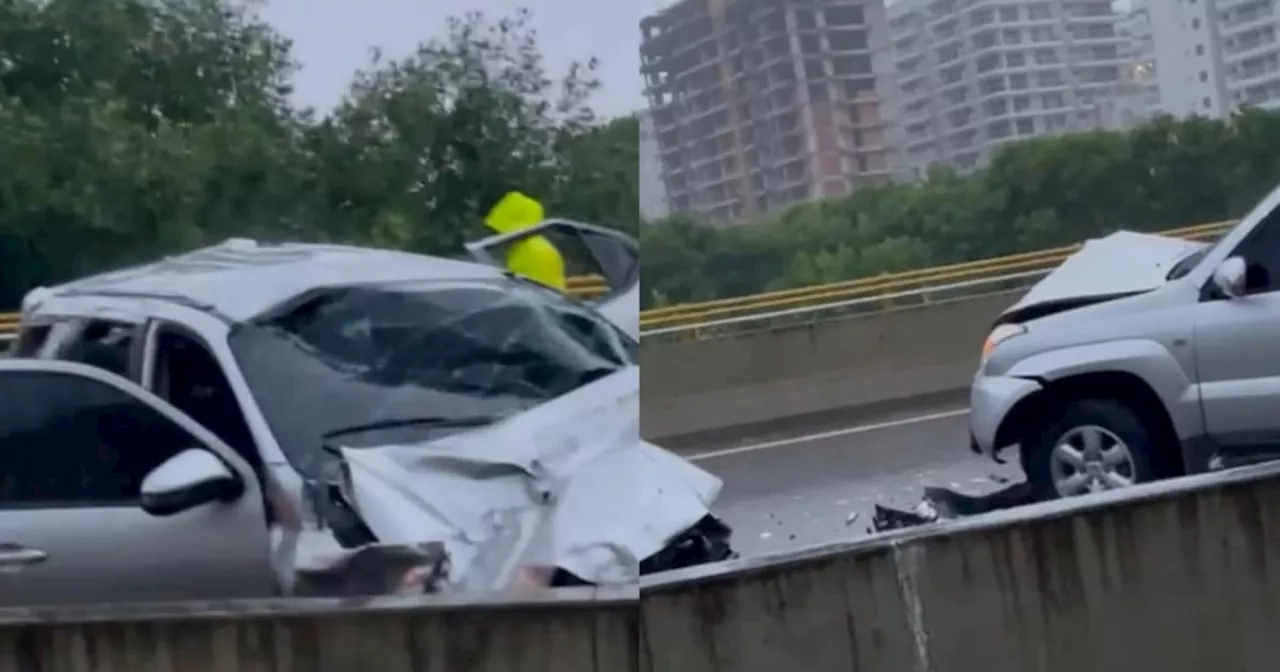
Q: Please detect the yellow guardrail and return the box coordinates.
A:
[0,219,1239,337]
[639,219,1237,330]
[566,274,606,298]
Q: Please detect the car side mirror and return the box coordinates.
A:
[1213,256,1247,298]
[140,449,243,517]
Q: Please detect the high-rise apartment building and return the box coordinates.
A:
[1099,0,1161,129]
[640,0,893,224]
[1148,0,1280,118]
[639,111,670,221]
[884,0,1127,178]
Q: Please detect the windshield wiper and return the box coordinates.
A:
[1166,249,1207,281]
[322,415,501,441]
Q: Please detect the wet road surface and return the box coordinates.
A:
[690,405,1025,558]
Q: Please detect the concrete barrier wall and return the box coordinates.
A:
[639,461,1280,672]
[0,588,638,672]
[640,291,1016,443]
[12,464,1280,670]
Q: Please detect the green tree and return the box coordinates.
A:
[0,1,638,308]
[642,109,1280,306]
[302,9,609,255]
[0,0,307,307]
[548,114,641,237]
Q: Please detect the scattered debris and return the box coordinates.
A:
[871,503,938,532]
[845,511,860,526]
[913,499,939,520]
[870,481,1037,532]
[291,541,450,597]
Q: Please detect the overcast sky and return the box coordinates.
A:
[259,0,668,118]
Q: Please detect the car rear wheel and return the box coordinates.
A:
[1022,399,1155,501]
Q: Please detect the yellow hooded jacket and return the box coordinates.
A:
[484,192,567,291]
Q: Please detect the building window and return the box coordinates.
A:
[824,6,863,26]
[1196,44,1204,55]
[1192,18,1201,29]
[1200,70,1208,82]
[1203,97,1212,109]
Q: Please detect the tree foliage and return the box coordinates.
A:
[641,109,1280,307]
[0,0,635,308]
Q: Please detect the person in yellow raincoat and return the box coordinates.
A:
[483,192,567,292]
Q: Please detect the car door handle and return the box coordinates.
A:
[0,544,47,567]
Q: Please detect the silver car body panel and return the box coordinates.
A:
[972,181,1280,467]
[0,360,275,607]
[1003,230,1206,317]
[596,280,639,342]
[28,239,501,323]
[969,374,1042,454]
[338,366,721,589]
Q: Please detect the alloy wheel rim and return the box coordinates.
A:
[1049,425,1136,497]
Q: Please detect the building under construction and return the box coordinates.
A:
[640,0,893,224]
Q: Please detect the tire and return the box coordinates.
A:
[1021,398,1156,501]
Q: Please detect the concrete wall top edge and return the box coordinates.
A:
[642,458,1280,592]
[0,585,641,627]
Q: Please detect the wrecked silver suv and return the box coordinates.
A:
[15,230,732,598]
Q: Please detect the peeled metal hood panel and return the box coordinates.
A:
[1005,231,1206,315]
[335,366,722,590]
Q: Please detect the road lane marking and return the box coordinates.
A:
[687,408,970,462]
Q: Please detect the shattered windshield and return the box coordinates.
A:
[228,278,635,476]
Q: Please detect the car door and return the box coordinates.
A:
[0,360,276,606]
[466,219,640,340]
[1193,205,1280,453]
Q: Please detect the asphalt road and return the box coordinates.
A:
[689,404,1025,559]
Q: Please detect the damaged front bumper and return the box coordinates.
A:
[274,367,735,595]
[969,373,1043,462]
[279,506,736,594]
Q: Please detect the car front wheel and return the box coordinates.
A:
[1022,398,1156,501]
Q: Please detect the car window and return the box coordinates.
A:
[0,370,198,507]
[57,320,135,378]
[12,324,52,357]
[28,320,82,359]
[1233,207,1280,295]
[152,328,260,474]
[579,227,640,290]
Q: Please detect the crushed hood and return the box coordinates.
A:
[1004,230,1205,318]
[334,365,722,590]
